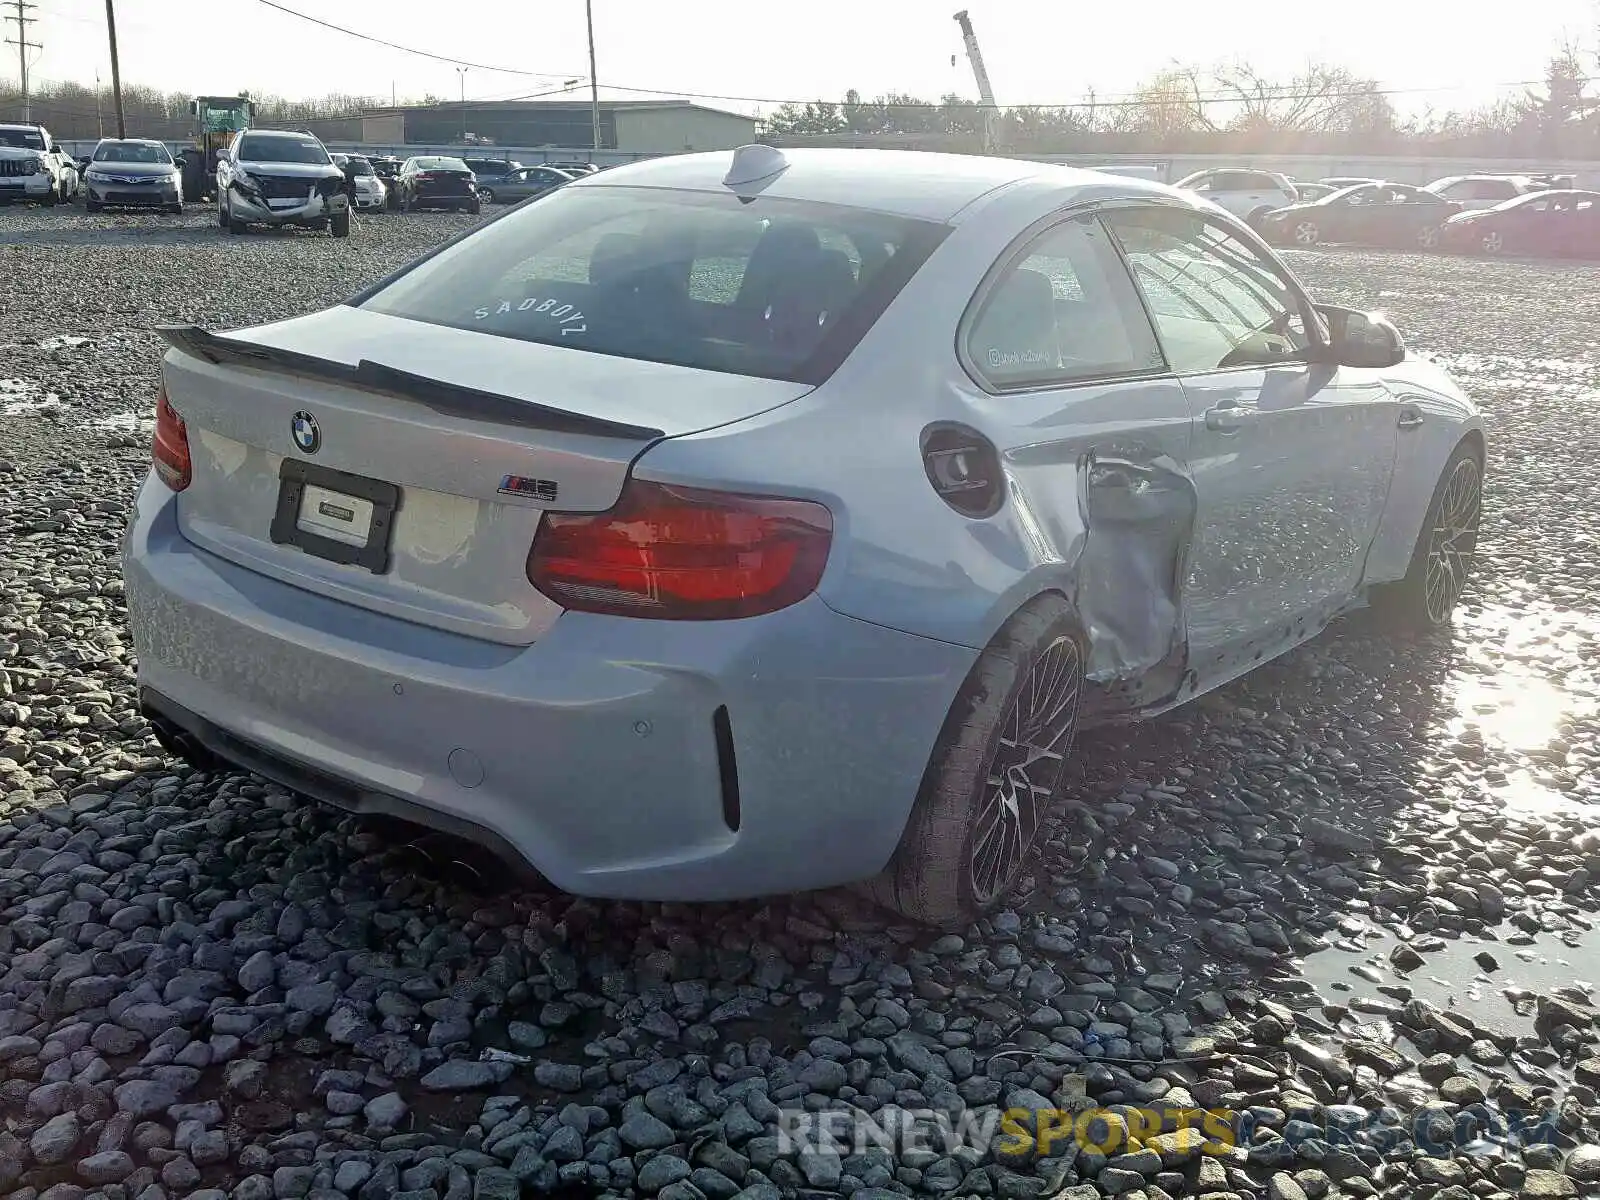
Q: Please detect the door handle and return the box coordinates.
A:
[1204,403,1251,433]
[1397,407,1425,430]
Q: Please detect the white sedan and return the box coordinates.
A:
[123,146,1484,924]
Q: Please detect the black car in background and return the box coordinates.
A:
[1441,189,1600,258]
[396,156,480,213]
[1258,182,1463,250]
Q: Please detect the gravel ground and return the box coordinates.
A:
[4,202,1600,1200]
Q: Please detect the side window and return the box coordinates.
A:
[965,216,1164,390]
[1103,207,1312,375]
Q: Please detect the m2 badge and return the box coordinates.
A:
[498,475,559,502]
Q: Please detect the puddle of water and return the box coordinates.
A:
[0,379,61,415]
[95,410,153,433]
[1302,920,1599,1048]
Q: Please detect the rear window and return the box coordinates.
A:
[358,184,948,384]
[239,135,329,165]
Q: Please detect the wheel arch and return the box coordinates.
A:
[1365,418,1487,586]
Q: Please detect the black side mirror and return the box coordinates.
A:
[1317,304,1405,369]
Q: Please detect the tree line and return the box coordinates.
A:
[2,49,1595,159]
[762,53,1600,160]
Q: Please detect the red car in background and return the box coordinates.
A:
[1441,190,1600,258]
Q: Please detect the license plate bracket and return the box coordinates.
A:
[270,458,400,574]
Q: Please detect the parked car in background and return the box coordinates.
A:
[127,146,1484,924]
[1320,176,1381,189]
[1441,189,1600,257]
[370,157,404,210]
[1258,182,1462,249]
[1424,174,1557,212]
[82,138,183,214]
[477,164,573,205]
[544,161,601,176]
[340,155,387,211]
[216,129,351,237]
[1293,182,1338,202]
[0,122,79,205]
[1174,168,1298,226]
[397,156,480,213]
[462,157,523,188]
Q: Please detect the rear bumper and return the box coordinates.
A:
[123,478,974,900]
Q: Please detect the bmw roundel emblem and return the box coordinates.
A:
[291,411,321,454]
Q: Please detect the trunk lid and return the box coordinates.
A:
[160,306,814,645]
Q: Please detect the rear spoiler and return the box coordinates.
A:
[155,324,665,442]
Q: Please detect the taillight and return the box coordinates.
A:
[152,385,191,492]
[526,479,832,620]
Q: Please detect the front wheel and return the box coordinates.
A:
[862,594,1085,926]
[41,182,58,208]
[1481,230,1504,254]
[1293,220,1320,246]
[85,199,102,214]
[1417,224,1441,250]
[1370,442,1483,632]
[331,209,351,238]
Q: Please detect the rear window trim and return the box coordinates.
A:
[353,183,953,387]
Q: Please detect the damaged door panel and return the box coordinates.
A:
[1075,448,1196,710]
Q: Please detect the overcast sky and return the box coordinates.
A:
[18,0,1599,119]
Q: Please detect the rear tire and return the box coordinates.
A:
[1293,220,1320,246]
[467,196,481,214]
[1370,441,1483,632]
[331,209,351,238]
[477,188,495,205]
[862,594,1085,926]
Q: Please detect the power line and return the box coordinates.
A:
[253,0,587,80]
[3,0,40,123]
[243,0,1596,114]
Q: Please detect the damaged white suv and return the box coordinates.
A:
[0,123,79,206]
[216,129,351,237]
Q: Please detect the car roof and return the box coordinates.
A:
[566,147,1165,222]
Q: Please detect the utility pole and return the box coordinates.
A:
[105,0,126,137]
[96,71,103,136]
[455,65,467,143]
[4,0,40,124]
[585,0,600,155]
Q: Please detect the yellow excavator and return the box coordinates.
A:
[179,95,253,202]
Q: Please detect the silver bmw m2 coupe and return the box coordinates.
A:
[124,145,1484,924]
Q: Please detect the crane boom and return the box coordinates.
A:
[952,10,997,108]
[952,10,999,153]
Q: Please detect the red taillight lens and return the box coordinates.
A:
[152,385,191,492]
[526,480,833,620]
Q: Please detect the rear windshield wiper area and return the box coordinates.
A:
[155,324,665,442]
